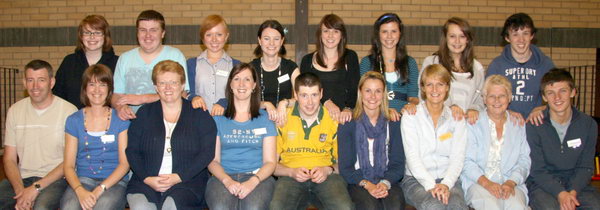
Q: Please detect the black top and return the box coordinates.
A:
[250,57,298,106]
[126,99,216,208]
[300,50,360,109]
[53,49,119,109]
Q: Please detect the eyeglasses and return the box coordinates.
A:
[157,81,181,88]
[82,31,104,37]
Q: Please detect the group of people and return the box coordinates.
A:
[1,8,599,210]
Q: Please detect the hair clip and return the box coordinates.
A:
[283,27,288,35]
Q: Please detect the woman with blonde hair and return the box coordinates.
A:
[401,64,468,210]
[338,71,406,209]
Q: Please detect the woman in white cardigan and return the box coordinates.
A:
[420,17,485,125]
[460,75,531,210]
[401,64,468,210]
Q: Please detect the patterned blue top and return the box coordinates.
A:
[65,108,130,179]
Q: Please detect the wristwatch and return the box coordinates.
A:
[34,183,41,192]
[100,184,107,191]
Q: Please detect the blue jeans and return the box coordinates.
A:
[0,177,67,210]
[529,185,600,210]
[348,184,405,210]
[60,176,128,210]
[401,176,467,210]
[205,173,275,210]
[269,174,354,210]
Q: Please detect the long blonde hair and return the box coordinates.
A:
[353,71,391,120]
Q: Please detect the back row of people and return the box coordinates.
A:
[2,9,598,210]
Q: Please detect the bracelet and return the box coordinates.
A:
[253,174,262,182]
[100,184,107,191]
[328,166,335,175]
[73,185,83,191]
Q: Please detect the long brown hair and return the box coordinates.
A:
[368,13,409,83]
[224,63,261,120]
[436,17,475,79]
[315,14,347,70]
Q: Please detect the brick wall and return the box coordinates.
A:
[1,0,599,140]
[309,0,600,27]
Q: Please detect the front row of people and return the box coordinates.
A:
[2,59,599,210]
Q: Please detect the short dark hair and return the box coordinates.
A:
[253,19,287,57]
[24,59,53,78]
[294,72,322,93]
[224,63,261,120]
[81,64,113,107]
[136,10,165,30]
[540,68,575,94]
[501,13,536,38]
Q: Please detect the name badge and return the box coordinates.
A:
[567,138,582,149]
[216,69,229,77]
[278,74,290,83]
[253,128,267,135]
[101,135,115,144]
[439,132,452,141]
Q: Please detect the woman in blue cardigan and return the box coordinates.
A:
[125,60,217,209]
[338,71,406,210]
[460,75,530,210]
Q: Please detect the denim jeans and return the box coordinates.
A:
[60,176,128,210]
[348,184,405,210]
[529,185,600,210]
[269,174,354,210]
[401,176,467,210]
[205,173,276,210]
[126,193,176,210]
[0,177,67,210]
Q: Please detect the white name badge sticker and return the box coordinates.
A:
[278,74,290,83]
[216,69,229,77]
[253,128,267,135]
[101,135,115,144]
[566,138,582,148]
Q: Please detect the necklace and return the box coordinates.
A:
[260,57,282,103]
[83,107,111,175]
[378,55,398,100]
[164,108,182,154]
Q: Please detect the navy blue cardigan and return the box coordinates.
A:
[526,106,598,197]
[126,99,216,209]
[338,120,405,185]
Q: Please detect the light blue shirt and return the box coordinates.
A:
[461,111,531,202]
[113,46,188,112]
